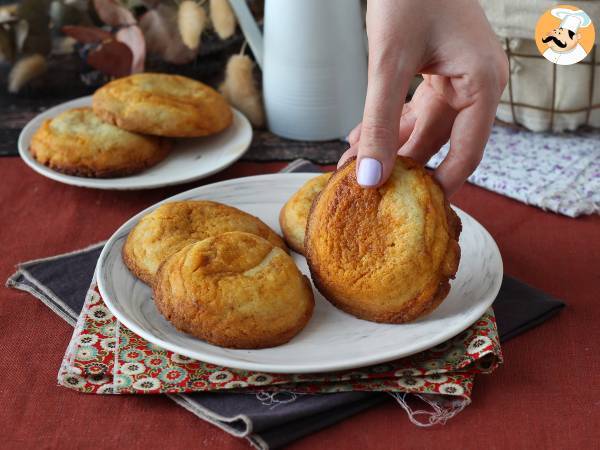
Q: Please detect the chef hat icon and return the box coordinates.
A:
[551,8,592,33]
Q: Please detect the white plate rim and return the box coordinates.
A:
[97,173,503,373]
[18,96,252,190]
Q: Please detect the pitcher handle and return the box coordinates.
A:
[228,0,264,69]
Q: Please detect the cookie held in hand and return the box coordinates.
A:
[305,156,461,324]
[154,232,314,349]
[93,73,233,137]
[30,107,170,178]
[123,200,287,285]
[279,172,332,255]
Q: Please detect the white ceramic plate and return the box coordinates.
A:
[18,96,252,190]
[97,173,503,374]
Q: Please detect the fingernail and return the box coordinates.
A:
[357,158,382,187]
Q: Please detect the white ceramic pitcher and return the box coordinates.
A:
[229,0,367,141]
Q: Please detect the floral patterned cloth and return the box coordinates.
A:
[58,279,503,401]
[427,125,600,217]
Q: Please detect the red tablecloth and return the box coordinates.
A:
[1,158,598,449]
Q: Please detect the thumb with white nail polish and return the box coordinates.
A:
[352,58,413,188]
[347,0,419,189]
[357,158,382,187]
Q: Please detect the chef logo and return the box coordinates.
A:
[535,5,595,65]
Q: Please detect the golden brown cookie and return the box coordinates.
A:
[123,200,288,285]
[29,107,170,178]
[93,73,233,137]
[279,173,332,254]
[154,231,314,349]
[305,156,461,324]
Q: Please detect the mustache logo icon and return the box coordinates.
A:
[542,35,568,48]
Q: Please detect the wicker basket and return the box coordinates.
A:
[498,38,600,132]
[477,0,600,131]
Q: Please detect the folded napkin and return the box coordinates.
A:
[427,125,600,217]
[7,160,565,449]
[56,276,501,395]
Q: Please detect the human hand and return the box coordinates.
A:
[339,0,508,196]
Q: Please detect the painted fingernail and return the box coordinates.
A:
[357,158,382,187]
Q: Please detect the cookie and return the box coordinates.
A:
[305,156,461,324]
[154,231,314,349]
[123,200,288,285]
[279,173,332,254]
[93,73,233,137]
[29,107,170,177]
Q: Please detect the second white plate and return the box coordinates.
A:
[18,96,252,190]
[97,173,503,374]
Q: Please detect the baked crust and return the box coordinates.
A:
[29,107,170,178]
[305,156,461,324]
[93,73,233,137]
[279,173,332,255]
[153,232,314,349]
[123,200,288,285]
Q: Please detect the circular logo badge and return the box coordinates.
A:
[535,5,595,65]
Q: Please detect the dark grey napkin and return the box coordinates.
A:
[6,159,565,449]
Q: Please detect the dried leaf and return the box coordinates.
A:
[62,25,113,43]
[220,54,264,127]
[87,39,132,77]
[178,1,206,50]
[209,0,236,40]
[115,25,145,73]
[139,6,197,64]
[93,0,135,26]
[8,53,47,93]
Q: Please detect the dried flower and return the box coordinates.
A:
[220,54,264,127]
[93,0,136,27]
[115,25,145,73]
[210,0,236,40]
[87,39,132,77]
[8,53,47,93]
[140,5,198,64]
[178,1,206,50]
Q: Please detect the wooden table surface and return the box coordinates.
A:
[1,155,599,449]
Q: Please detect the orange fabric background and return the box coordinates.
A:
[1,158,598,449]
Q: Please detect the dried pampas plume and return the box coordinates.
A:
[178,1,207,50]
[210,0,236,40]
[8,54,47,93]
[220,53,265,127]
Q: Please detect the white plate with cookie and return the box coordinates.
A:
[97,173,503,374]
[18,96,252,190]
